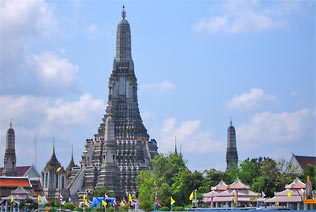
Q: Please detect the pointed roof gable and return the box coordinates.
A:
[43,145,63,171]
[66,146,77,172]
[228,178,250,190]
[0,166,32,177]
[211,180,228,191]
[285,178,306,189]
[293,154,316,170]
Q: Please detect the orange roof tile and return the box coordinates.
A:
[0,177,31,188]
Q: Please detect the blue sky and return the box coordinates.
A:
[0,0,315,172]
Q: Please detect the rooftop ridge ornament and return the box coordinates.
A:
[122,5,126,19]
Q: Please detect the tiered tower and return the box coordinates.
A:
[42,144,68,200]
[68,6,158,198]
[226,118,238,172]
[3,121,17,176]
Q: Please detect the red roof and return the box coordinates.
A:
[294,155,316,170]
[0,166,31,177]
[0,177,32,188]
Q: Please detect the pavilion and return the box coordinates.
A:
[265,178,315,210]
[203,178,260,208]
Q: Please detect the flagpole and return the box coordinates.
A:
[194,189,197,208]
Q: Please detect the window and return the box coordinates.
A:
[45,172,48,188]
[62,176,65,189]
[55,173,59,188]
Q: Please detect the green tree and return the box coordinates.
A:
[63,202,76,210]
[239,158,260,185]
[137,153,188,208]
[136,170,155,211]
[200,169,225,193]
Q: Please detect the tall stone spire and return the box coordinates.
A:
[226,117,238,172]
[116,5,132,62]
[3,120,17,176]
[69,6,158,198]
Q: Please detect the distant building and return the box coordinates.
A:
[226,119,238,172]
[0,122,43,201]
[287,153,316,173]
[67,6,158,199]
[265,178,315,210]
[2,121,17,177]
[41,145,68,200]
[203,178,260,208]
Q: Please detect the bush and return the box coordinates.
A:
[63,202,76,210]
[158,206,170,211]
[106,207,116,212]
[119,206,128,211]
[93,207,106,211]
[173,206,184,211]
[73,207,83,211]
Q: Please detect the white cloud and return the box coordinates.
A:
[153,117,224,154]
[85,23,102,39]
[0,94,105,169]
[1,0,56,51]
[28,52,79,92]
[0,0,81,96]
[227,88,276,110]
[237,108,315,150]
[46,93,104,125]
[194,0,305,34]
[140,80,175,93]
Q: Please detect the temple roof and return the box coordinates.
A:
[0,176,32,188]
[43,145,63,171]
[293,154,316,170]
[285,177,306,189]
[0,166,32,177]
[66,148,77,172]
[228,178,250,190]
[265,189,304,203]
[211,180,228,191]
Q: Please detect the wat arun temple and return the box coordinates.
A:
[67,7,158,198]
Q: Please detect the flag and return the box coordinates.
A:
[128,193,133,202]
[104,193,109,199]
[155,196,161,207]
[102,200,107,207]
[59,194,64,202]
[233,192,237,204]
[261,191,266,198]
[37,195,40,203]
[123,196,127,205]
[84,199,88,207]
[170,197,176,205]
[83,194,86,200]
[133,199,140,207]
[287,190,291,198]
[189,191,194,200]
[120,200,126,207]
[113,199,119,207]
[10,195,14,203]
[88,200,93,207]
